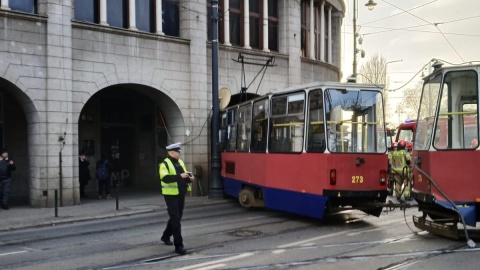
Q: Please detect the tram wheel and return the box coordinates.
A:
[239,187,256,208]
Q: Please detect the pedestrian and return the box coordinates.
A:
[0,148,16,210]
[79,151,91,198]
[96,153,112,199]
[159,142,194,255]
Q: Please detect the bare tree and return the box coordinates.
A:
[398,82,422,120]
[358,54,389,123]
[358,54,387,86]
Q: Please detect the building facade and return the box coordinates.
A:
[0,0,345,207]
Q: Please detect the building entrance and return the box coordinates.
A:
[101,126,134,187]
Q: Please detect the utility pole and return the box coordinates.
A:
[209,0,223,198]
[352,0,358,80]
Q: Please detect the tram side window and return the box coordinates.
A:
[433,70,478,150]
[237,104,252,152]
[269,92,305,153]
[226,109,238,151]
[219,112,228,151]
[307,89,325,152]
[251,98,269,152]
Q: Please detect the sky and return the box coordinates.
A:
[341,0,480,123]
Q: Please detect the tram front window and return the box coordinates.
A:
[416,70,479,150]
[324,89,385,153]
[425,70,478,150]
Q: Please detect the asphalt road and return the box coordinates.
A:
[0,199,479,270]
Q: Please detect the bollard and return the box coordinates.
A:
[54,189,58,217]
[116,183,119,210]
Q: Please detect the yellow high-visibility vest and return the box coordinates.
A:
[159,158,190,195]
[389,150,407,172]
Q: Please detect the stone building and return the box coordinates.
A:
[0,0,345,207]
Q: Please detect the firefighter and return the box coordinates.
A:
[388,140,411,200]
[159,142,194,255]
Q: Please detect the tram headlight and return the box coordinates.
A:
[330,169,336,185]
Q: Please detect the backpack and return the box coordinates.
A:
[96,160,110,181]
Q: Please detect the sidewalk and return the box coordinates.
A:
[0,189,223,232]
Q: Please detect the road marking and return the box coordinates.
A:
[278,217,405,248]
[0,250,28,257]
[174,252,254,270]
[193,264,226,270]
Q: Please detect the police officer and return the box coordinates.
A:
[388,140,411,200]
[159,142,194,255]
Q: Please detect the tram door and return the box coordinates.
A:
[101,126,134,187]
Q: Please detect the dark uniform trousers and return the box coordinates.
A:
[162,194,186,247]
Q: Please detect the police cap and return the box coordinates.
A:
[166,142,182,152]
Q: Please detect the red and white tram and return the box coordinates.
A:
[411,62,480,241]
[219,82,388,219]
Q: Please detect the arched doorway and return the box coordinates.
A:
[78,83,184,197]
[0,78,35,205]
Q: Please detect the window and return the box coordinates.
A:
[163,0,179,36]
[237,104,252,152]
[251,98,269,152]
[210,0,278,51]
[307,89,325,152]
[107,0,128,28]
[415,76,441,151]
[301,0,333,61]
[74,0,99,23]
[9,0,37,14]
[432,70,478,150]
[300,2,309,57]
[136,0,155,33]
[229,0,242,46]
[323,7,329,60]
[249,0,261,49]
[267,0,278,51]
[226,108,238,151]
[269,92,305,153]
[325,89,385,153]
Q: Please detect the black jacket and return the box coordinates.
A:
[0,158,16,180]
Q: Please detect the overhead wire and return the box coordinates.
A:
[362,0,438,26]
[380,0,468,61]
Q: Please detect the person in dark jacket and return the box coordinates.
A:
[0,148,16,210]
[79,152,91,198]
[96,153,112,200]
[158,142,194,255]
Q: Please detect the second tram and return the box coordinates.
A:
[219,82,389,219]
[411,62,480,241]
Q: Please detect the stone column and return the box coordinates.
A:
[328,6,332,63]
[100,0,108,25]
[244,0,251,49]
[223,0,231,46]
[309,0,314,59]
[262,0,269,52]
[0,0,10,10]
[320,1,325,62]
[44,0,76,207]
[129,0,138,30]
[156,0,164,35]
